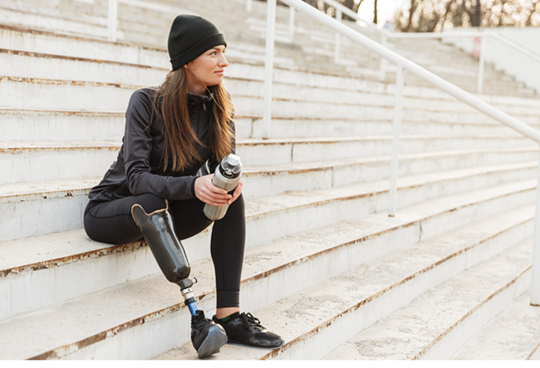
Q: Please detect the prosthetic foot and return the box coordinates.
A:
[131,202,227,358]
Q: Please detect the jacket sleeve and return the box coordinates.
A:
[123,89,197,200]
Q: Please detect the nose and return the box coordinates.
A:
[219,53,229,68]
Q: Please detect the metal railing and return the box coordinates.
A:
[252,0,540,306]
[384,30,540,93]
[252,0,540,93]
[325,0,540,93]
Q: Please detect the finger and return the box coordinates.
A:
[234,180,243,195]
[227,181,243,205]
[204,192,229,205]
[207,185,228,195]
[201,193,227,206]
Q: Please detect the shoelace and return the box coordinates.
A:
[240,312,265,332]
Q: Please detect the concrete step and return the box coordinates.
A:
[0,186,533,358]
[0,107,534,143]
[243,150,539,198]
[0,141,119,184]
[2,77,539,126]
[236,136,535,165]
[0,1,107,27]
[0,48,167,86]
[2,26,538,111]
[0,8,536,96]
[322,238,533,360]
[247,117,535,139]
[6,49,539,118]
[6,0,536,100]
[9,171,531,321]
[0,25,167,67]
[2,137,535,185]
[1,154,536,242]
[0,108,253,142]
[451,290,540,360]
[0,109,125,142]
[156,208,534,360]
[0,76,134,111]
[0,6,113,39]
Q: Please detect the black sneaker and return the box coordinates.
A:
[213,312,284,348]
[191,310,228,358]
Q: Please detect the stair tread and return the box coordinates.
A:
[0,194,533,359]
[1,158,536,204]
[3,74,539,118]
[2,106,538,125]
[0,135,534,149]
[321,239,533,360]
[0,177,98,200]
[1,167,534,278]
[451,291,540,360]
[156,212,534,360]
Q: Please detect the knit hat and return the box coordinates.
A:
[168,15,227,71]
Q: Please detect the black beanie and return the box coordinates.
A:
[168,15,227,71]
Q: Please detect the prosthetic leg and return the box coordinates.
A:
[131,201,228,358]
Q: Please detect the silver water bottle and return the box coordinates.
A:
[203,154,242,221]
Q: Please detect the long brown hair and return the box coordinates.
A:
[153,67,235,172]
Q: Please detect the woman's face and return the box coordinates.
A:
[185,45,228,94]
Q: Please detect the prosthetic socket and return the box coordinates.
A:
[131,202,199,315]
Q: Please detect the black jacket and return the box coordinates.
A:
[88,88,235,203]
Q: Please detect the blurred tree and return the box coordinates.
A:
[302,0,365,21]
[394,0,540,32]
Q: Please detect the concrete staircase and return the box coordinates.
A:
[1,0,540,360]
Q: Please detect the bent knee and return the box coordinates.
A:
[134,193,167,214]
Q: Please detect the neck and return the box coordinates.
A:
[186,69,206,95]
[188,84,206,95]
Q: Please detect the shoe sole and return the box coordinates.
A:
[227,338,285,349]
[197,325,228,359]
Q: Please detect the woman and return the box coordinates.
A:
[83,14,283,358]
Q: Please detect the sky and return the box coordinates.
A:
[357,0,404,28]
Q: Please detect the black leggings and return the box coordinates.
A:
[83,193,246,308]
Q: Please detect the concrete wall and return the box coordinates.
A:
[442,27,540,94]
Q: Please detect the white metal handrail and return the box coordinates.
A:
[262,0,540,93]
[259,0,540,307]
[327,0,540,92]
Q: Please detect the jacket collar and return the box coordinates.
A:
[187,92,214,109]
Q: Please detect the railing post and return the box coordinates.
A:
[380,33,387,81]
[262,0,277,139]
[289,6,295,36]
[477,34,485,93]
[247,0,252,12]
[108,0,118,42]
[334,9,342,62]
[531,148,540,306]
[388,64,404,217]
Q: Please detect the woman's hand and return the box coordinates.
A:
[194,174,243,206]
[228,178,243,205]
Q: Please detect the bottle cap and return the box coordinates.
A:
[219,154,242,178]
